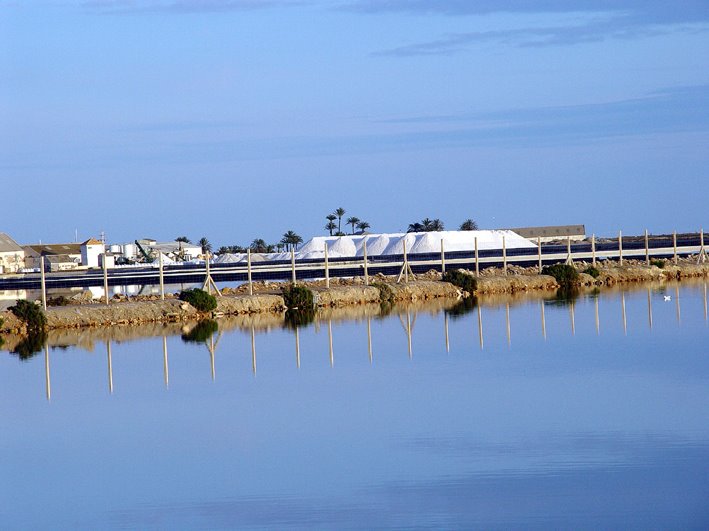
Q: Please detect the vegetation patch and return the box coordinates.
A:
[9,299,47,331]
[372,282,394,303]
[583,266,600,278]
[542,263,579,286]
[10,331,47,360]
[284,309,316,329]
[443,269,478,294]
[47,295,71,307]
[178,289,218,313]
[282,284,314,310]
[650,259,666,269]
[181,319,218,343]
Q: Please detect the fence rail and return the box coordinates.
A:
[1,231,706,294]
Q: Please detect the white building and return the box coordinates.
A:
[81,238,105,268]
[0,232,25,273]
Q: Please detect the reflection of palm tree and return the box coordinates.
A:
[356,221,370,233]
[198,237,212,254]
[335,207,346,234]
[325,221,337,236]
[347,216,360,235]
[460,219,478,231]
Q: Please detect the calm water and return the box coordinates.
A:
[2,283,708,529]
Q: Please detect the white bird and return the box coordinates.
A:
[664,295,672,302]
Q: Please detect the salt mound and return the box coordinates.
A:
[328,236,357,257]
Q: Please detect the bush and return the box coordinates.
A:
[9,299,47,331]
[541,263,579,286]
[178,289,217,312]
[282,284,314,310]
[47,295,71,307]
[372,281,394,303]
[583,266,600,278]
[651,259,666,269]
[443,269,478,294]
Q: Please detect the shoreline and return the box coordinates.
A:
[2,258,707,338]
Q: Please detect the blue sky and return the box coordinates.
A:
[2,0,708,246]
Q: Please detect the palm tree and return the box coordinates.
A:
[250,238,269,252]
[281,230,303,251]
[175,236,191,243]
[326,213,337,224]
[198,237,212,254]
[408,222,424,233]
[431,219,444,231]
[325,221,337,236]
[356,221,370,233]
[216,246,231,255]
[346,216,360,235]
[460,219,478,231]
[334,207,346,234]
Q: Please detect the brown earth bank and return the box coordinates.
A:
[1,258,707,339]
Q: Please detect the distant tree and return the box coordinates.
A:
[408,218,443,232]
[460,219,479,231]
[431,219,444,231]
[281,230,303,251]
[326,213,337,224]
[276,242,285,252]
[334,207,346,234]
[346,216,360,235]
[407,222,424,233]
[216,246,231,255]
[175,236,191,243]
[325,221,337,236]
[198,237,212,254]
[250,238,268,253]
[356,221,370,233]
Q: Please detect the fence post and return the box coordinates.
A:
[403,239,409,283]
[565,236,572,265]
[247,249,253,296]
[440,238,446,275]
[673,230,678,265]
[363,237,369,286]
[103,254,109,306]
[502,235,507,275]
[159,252,165,300]
[40,256,47,310]
[537,236,542,273]
[291,248,296,284]
[474,236,479,276]
[592,234,596,267]
[324,242,330,289]
[698,227,707,264]
[619,230,623,266]
[644,229,649,265]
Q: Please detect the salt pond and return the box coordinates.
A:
[1,282,708,529]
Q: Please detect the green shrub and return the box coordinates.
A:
[181,320,218,343]
[542,263,579,286]
[47,295,71,307]
[9,299,47,331]
[443,269,478,294]
[178,289,217,312]
[281,284,314,310]
[284,309,316,329]
[650,259,666,269]
[583,266,600,278]
[372,281,394,303]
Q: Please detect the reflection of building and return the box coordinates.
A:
[23,243,82,270]
[0,233,25,273]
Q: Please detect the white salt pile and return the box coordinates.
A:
[216,230,535,263]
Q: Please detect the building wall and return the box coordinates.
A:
[0,251,25,273]
[81,244,105,268]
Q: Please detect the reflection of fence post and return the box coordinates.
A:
[247,249,253,296]
[363,238,369,286]
[40,256,47,311]
[440,238,446,275]
[291,249,296,284]
[103,254,109,306]
[502,235,507,275]
[592,234,596,266]
[644,229,649,265]
[618,230,623,266]
[474,236,479,276]
[324,242,330,289]
[537,236,542,273]
[673,230,678,265]
[159,252,165,300]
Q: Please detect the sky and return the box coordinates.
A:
[1,0,708,247]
